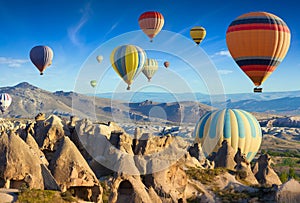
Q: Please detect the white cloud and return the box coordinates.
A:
[217,69,233,75]
[68,2,92,46]
[212,50,231,57]
[0,57,29,68]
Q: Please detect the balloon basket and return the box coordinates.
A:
[254,87,262,93]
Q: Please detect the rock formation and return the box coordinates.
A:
[32,114,70,152]
[110,175,161,203]
[213,140,236,170]
[0,132,44,189]
[1,113,300,202]
[252,154,282,185]
[234,149,258,185]
[276,179,300,202]
[49,136,103,202]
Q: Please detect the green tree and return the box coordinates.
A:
[289,168,296,179]
[279,171,288,183]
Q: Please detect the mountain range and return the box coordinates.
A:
[0,82,212,123]
[1,82,299,122]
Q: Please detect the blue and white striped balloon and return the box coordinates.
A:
[194,109,262,162]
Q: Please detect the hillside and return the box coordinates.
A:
[0,82,213,123]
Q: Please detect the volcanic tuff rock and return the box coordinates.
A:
[49,136,102,202]
[276,179,300,202]
[110,175,161,203]
[234,149,259,185]
[0,132,44,189]
[1,113,300,202]
[213,140,236,170]
[252,154,282,186]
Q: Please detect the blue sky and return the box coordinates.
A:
[0,0,299,94]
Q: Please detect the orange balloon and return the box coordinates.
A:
[226,12,290,89]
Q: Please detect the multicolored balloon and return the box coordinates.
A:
[194,109,262,162]
[163,61,170,68]
[138,11,164,42]
[226,12,291,92]
[110,45,146,90]
[190,26,206,45]
[0,93,12,113]
[142,58,158,82]
[90,80,97,88]
[29,45,53,75]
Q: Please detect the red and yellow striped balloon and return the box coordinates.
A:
[226,12,291,88]
[138,11,164,42]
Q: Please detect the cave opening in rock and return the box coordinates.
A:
[118,180,133,195]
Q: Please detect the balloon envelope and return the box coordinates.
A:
[138,11,164,42]
[30,45,53,75]
[194,109,262,162]
[142,58,158,82]
[110,45,146,90]
[163,61,170,68]
[190,26,206,45]
[90,80,97,88]
[226,12,291,88]
[0,93,12,113]
[96,55,103,63]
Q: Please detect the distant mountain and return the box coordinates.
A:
[94,92,209,103]
[95,91,300,116]
[225,97,300,115]
[0,82,213,123]
[95,90,300,103]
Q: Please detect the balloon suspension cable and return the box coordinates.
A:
[127,85,131,90]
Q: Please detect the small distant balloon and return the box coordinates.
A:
[138,11,164,42]
[163,61,170,68]
[90,80,97,88]
[96,55,103,63]
[190,26,206,45]
[29,45,53,75]
[142,58,158,82]
[0,93,12,113]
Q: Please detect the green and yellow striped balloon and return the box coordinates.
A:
[194,109,262,162]
[110,45,147,90]
[142,58,158,82]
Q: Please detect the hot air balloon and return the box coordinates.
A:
[138,11,164,42]
[226,12,291,93]
[96,55,103,63]
[142,58,158,82]
[90,80,97,88]
[110,45,146,90]
[163,61,170,68]
[30,45,53,75]
[190,26,206,45]
[0,93,12,113]
[194,109,262,162]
